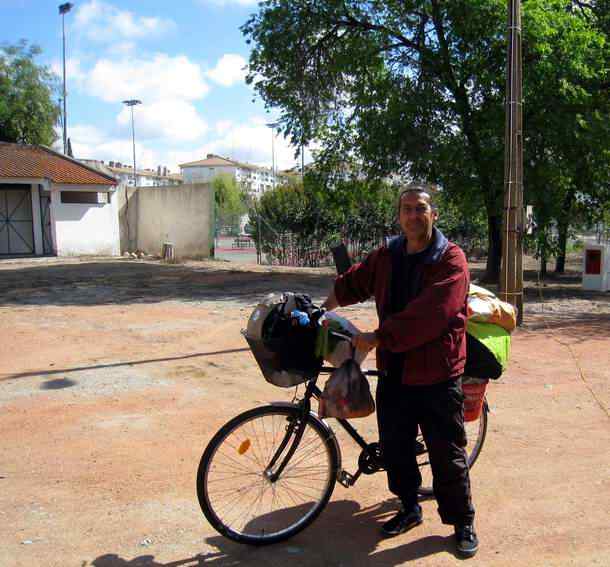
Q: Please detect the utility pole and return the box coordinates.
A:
[500,0,524,324]
[59,3,73,155]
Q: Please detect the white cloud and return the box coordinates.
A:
[74,1,175,42]
[206,54,247,87]
[214,120,234,134]
[50,57,86,89]
[117,100,208,143]
[86,54,209,103]
[167,118,313,172]
[69,123,161,170]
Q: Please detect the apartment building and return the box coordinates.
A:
[80,159,183,187]
[179,154,280,198]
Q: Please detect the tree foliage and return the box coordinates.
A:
[0,40,60,146]
[249,174,400,266]
[243,0,609,280]
[212,173,248,235]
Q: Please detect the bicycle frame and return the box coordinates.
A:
[264,366,384,488]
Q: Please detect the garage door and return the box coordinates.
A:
[0,186,34,255]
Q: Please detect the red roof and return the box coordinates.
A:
[0,143,117,186]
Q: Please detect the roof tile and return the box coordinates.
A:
[0,143,117,185]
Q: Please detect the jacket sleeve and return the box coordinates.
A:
[333,248,379,306]
[375,247,469,352]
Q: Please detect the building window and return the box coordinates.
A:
[60,191,108,204]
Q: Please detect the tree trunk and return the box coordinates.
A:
[555,188,576,274]
[555,223,568,274]
[540,248,548,280]
[483,214,502,283]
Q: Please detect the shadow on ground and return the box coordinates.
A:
[523,312,610,344]
[0,260,335,307]
[88,499,457,567]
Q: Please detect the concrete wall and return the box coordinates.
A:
[182,165,236,184]
[52,189,121,256]
[118,183,213,259]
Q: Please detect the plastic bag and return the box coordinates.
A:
[314,312,366,367]
[318,359,375,419]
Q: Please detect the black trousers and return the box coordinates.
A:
[376,373,475,526]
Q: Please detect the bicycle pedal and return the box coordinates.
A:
[337,470,356,488]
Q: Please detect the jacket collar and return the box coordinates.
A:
[391,226,449,265]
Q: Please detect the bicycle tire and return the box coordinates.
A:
[197,405,339,545]
[417,400,488,497]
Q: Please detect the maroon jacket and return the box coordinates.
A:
[334,228,469,386]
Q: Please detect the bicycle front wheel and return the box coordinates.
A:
[417,401,488,496]
[197,405,339,545]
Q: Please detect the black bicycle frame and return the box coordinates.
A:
[265,366,382,483]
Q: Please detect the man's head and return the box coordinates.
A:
[397,186,438,244]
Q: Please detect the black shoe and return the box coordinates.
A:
[455,524,479,558]
[381,505,423,537]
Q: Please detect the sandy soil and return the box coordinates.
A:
[0,255,608,567]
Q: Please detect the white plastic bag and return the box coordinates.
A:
[318,312,367,367]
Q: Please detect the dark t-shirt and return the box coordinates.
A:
[388,242,429,376]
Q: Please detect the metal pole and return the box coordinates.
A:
[266,122,279,188]
[500,0,524,323]
[59,3,73,154]
[301,143,305,179]
[130,105,137,187]
[61,13,67,154]
[271,128,276,186]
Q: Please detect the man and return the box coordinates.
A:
[321,187,478,558]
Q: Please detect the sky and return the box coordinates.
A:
[1,0,311,174]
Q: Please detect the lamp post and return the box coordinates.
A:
[265,122,279,188]
[122,99,142,187]
[59,2,73,155]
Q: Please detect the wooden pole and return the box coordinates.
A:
[500,0,524,324]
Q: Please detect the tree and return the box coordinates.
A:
[0,40,60,146]
[212,173,248,235]
[243,0,609,281]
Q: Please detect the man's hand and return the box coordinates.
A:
[351,331,379,352]
[321,289,339,312]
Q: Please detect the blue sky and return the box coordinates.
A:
[1,0,309,173]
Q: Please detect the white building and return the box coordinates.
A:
[80,159,183,187]
[0,143,120,257]
[179,154,280,198]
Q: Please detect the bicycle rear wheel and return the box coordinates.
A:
[417,401,488,496]
[197,405,339,545]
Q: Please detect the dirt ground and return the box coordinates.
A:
[1,255,609,567]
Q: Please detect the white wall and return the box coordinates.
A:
[182,165,236,183]
[134,183,213,258]
[117,183,213,258]
[52,190,120,256]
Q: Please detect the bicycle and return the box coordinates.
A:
[196,355,489,546]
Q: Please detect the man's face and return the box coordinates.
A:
[398,191,438,242]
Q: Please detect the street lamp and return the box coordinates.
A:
[59,2,74,155]
[265,121,279,188]
[122,99,142,187]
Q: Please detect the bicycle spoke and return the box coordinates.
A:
[199,407,338,543]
